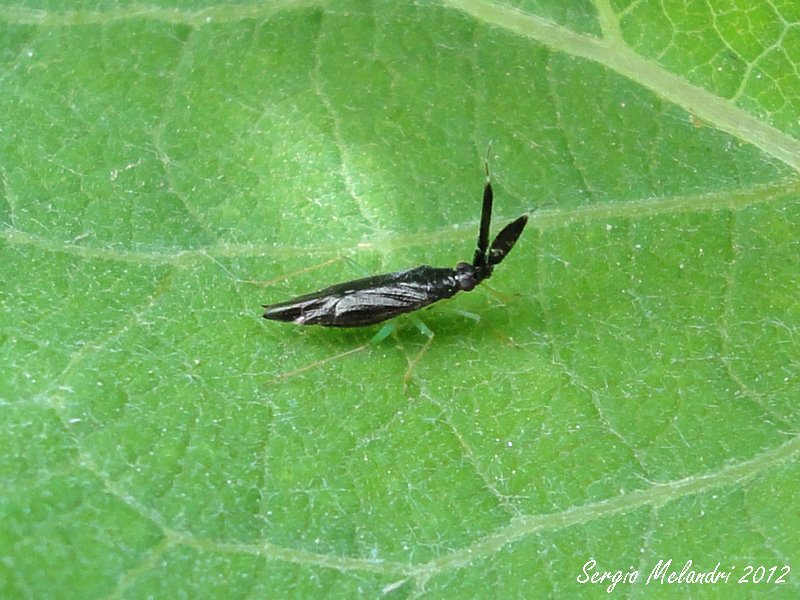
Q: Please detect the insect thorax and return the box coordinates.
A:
[455,262,479,292]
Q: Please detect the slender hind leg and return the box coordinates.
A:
[402,316,434,389]
[263,344,368,386]
[263,322,395,386]
[241,257,343,287]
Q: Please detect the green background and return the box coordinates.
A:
[2,0,799,598]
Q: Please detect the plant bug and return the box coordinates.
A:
[262,157,528,329]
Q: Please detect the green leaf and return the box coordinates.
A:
[2,1,799,598]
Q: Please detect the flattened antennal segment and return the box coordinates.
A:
[474,180,493,267]
[488,215,528,267]
[473,145,494,269]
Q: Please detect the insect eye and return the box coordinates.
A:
[455,262,477,291]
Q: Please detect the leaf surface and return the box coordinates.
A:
[1,1,799,598]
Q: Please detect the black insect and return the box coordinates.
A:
[262,162,528,328]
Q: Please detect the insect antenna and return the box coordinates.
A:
[473,145,494,273]
[488,214,528,267]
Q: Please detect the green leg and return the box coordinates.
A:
[447,308,481,322]
[369,320,396,344]
[263,343,368,386]
[342,256,372,277]
[403,315,435,389]
[346,260,437,386]
[409,314,433,337]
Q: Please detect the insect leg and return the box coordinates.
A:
[342,256,373,277]
[409,315,433,338]
[402,315,435,390]
[236,257,343,287]
[263,321,394,386]
[262,344,369,386]
[369,321,396,344]
[478,281,512,304]
[447,308,481,322]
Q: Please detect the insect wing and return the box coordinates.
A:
[488,215,527,266]
[309,282,431,326]
[262,271,405,324]
[262,266,458,327]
